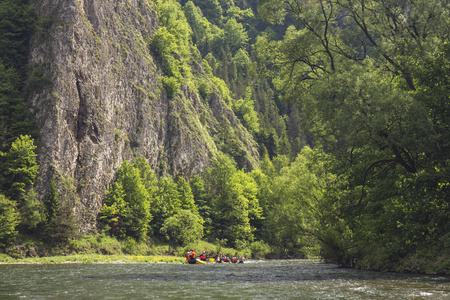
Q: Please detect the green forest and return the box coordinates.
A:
[0,0,449,273]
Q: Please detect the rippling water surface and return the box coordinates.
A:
[0,260,449,299]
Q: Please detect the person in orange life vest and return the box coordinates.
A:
[188,249,197,260]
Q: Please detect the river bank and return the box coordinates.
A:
[0,254,185,264]
[0,235,250,266]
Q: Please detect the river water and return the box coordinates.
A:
[0,260,448,299]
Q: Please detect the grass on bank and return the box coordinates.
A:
[0,234,273,264]
[0,253,185,264]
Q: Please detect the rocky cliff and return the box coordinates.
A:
[28,0,259,232]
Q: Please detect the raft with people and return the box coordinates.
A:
[184,250,245,264]
[185,258,207,264]
[184,249,208,264]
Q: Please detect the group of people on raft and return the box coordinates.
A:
[186,249,245,264]
[215,254,245,264]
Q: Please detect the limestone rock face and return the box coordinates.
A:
[29,0,259,232]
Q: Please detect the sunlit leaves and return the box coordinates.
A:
[0,135,38,201]
[160,209,204,248]
[257,0,450,268]
[263,147,333,256]
[233,87,260,135]
[204,152,262,247]
[223,18,249,54]
[150,0,194,96]
[99,160,153,241]
[0,194,19,249]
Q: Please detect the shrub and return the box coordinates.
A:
[0,194,19,249]
[197,78,212,101]
[160,210,203,250]
[249,241,271,259]
[162,76,180,99]
[123,237,136,254]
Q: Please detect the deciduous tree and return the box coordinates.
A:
[0,135,38,202]
[160,209,203,250]
[0,194,19,249]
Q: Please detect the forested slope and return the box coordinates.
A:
[0,0,448,273]
[256,0,450,271]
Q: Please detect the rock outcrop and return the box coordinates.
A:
[28,0,259,232]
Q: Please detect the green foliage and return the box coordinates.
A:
[223,18,248,54]
[76,234,122,255]
[183,1,223,55]
[0,135,41,242]
[197,77,212,101]
[0,62,24,150]
[1,0,444,271]
[233,88,259,135]
[43,177,61,242]
[257,0,450,270]
[20,188,43,231]
[190,175,213,234]
[161,76,180,98]
[180,0,294,161]
[24,65,52,96]
[0,0,36,72]
[249,168,272,228]
[249,240,270,259]
[226,6,254,23]
[151,0,194,96]
[99,182,127,238]
[0,194,20,249]
[117,161,152,240]
[0,0,37,150]
[99,160,152,241]
[76,234,164,257]
[53,198,77,245]
[257,0,288,25]
[149,174,201,239]
[204,152,262,247]
[204,152,236,199]
[0,253,185,264]
[232,48,251,76]
[231,169,262,225]
[414,41,450,163]
[123,237,137,254]
[176,177,198,214]
[150,27,181,77]
[188,0,223,25]
[160,209,204,249]
[263,147,330,257]
[0,135,38,202]
[44,178,59,225]
[176,0,287,165]
[151,176,181,233]
[190,175,207,207]
[218,171,254,246]
[133,156,158,199]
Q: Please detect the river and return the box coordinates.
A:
[0,260,448,299]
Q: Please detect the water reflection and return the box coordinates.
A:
[0,260,448,299]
